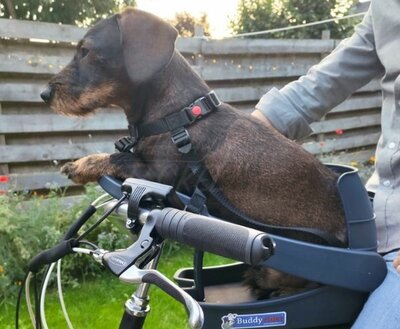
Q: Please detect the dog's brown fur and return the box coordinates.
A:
[41,8,346,297]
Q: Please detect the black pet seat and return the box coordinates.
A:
[174,164,387,329]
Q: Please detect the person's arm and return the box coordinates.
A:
[253,9,385,140]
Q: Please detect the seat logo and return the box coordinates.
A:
[221,312,286,328]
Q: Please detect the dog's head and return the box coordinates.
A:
[41,8,178,116]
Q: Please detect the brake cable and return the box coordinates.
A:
[18,192,127,329]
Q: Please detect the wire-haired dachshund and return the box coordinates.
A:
[40,8,345,298]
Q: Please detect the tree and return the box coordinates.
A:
[0,0,136,26]
[169,11,211,37]
[230,0,361,39]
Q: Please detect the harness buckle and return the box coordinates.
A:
[171,128,192,154]
[115,125,139,153]
[207,91,221,108]
[185,92,221,122]
[115,136,137,153]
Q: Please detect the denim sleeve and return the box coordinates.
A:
[255,9,384,140]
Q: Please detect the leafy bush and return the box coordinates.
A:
[0,186,133,304]
[230,0,362,39]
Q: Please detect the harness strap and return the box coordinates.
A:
[140,91,220,136]
[115,91,220,153]
[185,187,207,214]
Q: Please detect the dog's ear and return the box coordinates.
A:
[117,8,178,83]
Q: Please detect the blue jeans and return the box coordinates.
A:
[352,251,400,328]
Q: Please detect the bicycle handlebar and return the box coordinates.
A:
[28,239,78,272]
[100,176,274,265]
[101,200,273,329]
[104,200,274,266]
[151,208,274,265]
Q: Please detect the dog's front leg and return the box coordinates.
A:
[61,152,156,185]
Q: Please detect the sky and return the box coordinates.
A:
[135,0,240,38]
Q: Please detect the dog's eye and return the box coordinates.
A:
[80,47,90,58]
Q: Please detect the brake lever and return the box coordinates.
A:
[101,177,188,275]
[120,265,204,329]
[102,213,160,276]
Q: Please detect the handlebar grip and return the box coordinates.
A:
[27,239,78,272]
[152,208,274,265]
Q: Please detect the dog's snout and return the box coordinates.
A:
[40,86,54,103]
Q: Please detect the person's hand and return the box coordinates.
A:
[251,110,287,137]
[393,251,400,273]
[251,109,273,127]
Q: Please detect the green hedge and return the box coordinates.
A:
[0,186,133,304]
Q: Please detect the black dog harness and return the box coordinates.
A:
[115,91,220,154]
[115,91,344,247]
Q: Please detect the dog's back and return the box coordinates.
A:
[185,102,346,243]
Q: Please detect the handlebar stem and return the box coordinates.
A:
[120,250,160,329]
[120,266,204,329]
[125,294,150,318]
[134,250,162,298]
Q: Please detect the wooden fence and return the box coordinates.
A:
[0,18,381,192]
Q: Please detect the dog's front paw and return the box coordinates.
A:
[61,154,111,184]
[61,161,83,184]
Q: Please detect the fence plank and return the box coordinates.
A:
[176,38,202,54]
[3,172,75,191]
[0,39,200,76]
[0,113,126,134]
[0,18,85,43]
[200,56,320,81]
[0,142,114,163]
[201,39,336,55]
[310,113,381,134]
[319,149,375,165]
[358,79,381,93]
[331,93,382,113]
[0,81,45,102]
[0,42,74,75]
[0,19,340,55]
[0,52,318,81]
[214,81,382,104]
[303,132,381,154]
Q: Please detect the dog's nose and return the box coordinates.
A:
[40,86,54,103]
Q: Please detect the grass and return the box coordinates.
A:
[0,245,231,329]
